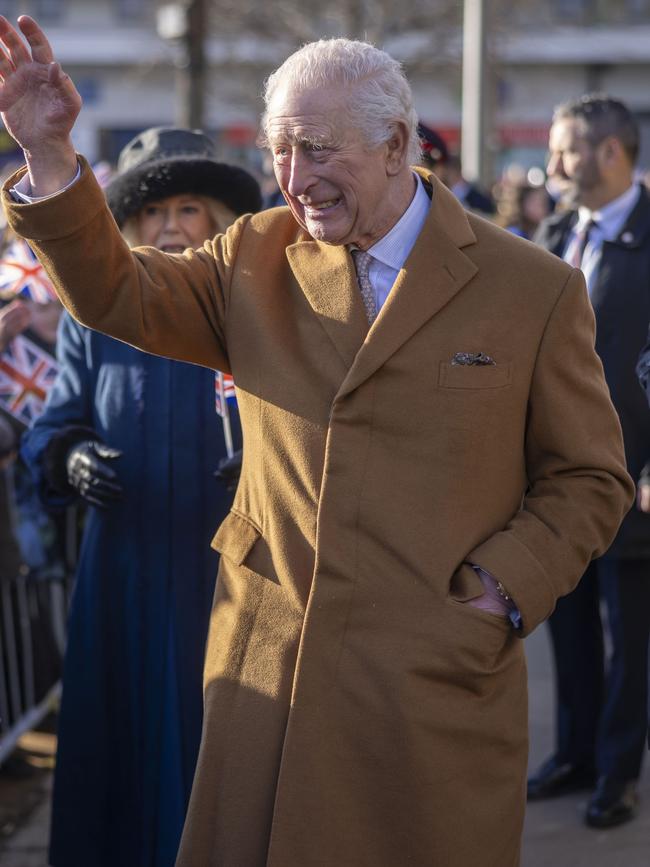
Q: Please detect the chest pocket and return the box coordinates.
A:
[438,361,512,389]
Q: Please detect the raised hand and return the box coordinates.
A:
[0,15,81,194]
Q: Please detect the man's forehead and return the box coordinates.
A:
[550,117,588,148]
[266,115,338,146]
[267,85,346,126]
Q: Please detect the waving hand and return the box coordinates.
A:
[0,15,81,194]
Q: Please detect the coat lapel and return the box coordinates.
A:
[338,175,478,399]
[286,240,369,369]
[286,173,479,398]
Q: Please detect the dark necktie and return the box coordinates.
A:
[351,249,377,324]
[569,219,597,269]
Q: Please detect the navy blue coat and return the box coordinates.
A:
[535,185,650,559]
[21,312,237,867]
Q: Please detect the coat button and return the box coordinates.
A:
[621,231,634,244]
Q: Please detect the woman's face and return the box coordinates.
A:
[136,194,216,252]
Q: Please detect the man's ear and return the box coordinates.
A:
[385,121,410,175]
[598,135,624,169]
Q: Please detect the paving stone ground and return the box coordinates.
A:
[522,626,650,867]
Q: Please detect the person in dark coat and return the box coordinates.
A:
[528,94,650,829]
[442,154,496,216]
[20,127,261,867]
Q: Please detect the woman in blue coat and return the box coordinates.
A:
[21,127,260,867]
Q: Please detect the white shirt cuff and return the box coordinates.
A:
[11,162,82,203]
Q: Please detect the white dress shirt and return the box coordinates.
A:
[562,183,641,295]
[13,163,81,203]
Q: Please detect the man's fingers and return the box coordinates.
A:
[0,16,31,67]
[0,48,15,81]
[16,15,54,65]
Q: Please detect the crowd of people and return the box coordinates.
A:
[0,11,649,867]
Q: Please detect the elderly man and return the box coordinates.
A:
[0,16,634,867]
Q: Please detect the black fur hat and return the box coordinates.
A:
[105,126,262,227]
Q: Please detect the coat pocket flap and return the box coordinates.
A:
[210,510,261,564]
[439,361,512,389]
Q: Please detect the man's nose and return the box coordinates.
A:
[546,152,562,178]
[286,151,315,198]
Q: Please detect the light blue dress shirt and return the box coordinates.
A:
[562,183,641,294]
[361,173,431,312]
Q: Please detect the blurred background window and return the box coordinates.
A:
[30,0,65,23]
[551,0,588,23]
[625,0,650,20]
[113,0,150,23]
[1,1,17,21]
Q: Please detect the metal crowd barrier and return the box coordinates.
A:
[0,466,76,767]
[0,575,65,764]
[0,569,68,766]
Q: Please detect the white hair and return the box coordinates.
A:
[262,39,420,164]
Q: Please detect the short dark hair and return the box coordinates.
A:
[553,93,640,165]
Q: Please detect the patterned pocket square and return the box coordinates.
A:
[451,352,496,366]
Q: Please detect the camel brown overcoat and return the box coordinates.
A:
[3,162,633,867]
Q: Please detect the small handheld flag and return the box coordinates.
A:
[214,370,236,458]
[0,334,58,427]
[0,239,58,305]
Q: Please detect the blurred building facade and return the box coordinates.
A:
[1,0,650,179]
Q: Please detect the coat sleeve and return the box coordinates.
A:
[2,157,241,373]
[20,312,97,508]
[467,267,635,636]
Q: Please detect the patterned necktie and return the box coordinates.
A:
[569,219,597,269]
[351,249,377,324]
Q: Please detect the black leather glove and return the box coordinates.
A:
[214,449,242,493]
[66,440,123,508]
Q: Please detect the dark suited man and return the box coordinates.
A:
[529,94,650,828]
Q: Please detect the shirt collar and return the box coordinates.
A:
[576,183,640,241]
[365,173,432,271]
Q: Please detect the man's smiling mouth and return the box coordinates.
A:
[303,198,341,215]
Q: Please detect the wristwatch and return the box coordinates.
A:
[496,581,511,603]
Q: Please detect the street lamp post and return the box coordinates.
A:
[461,0,489,186]
[156,0,207,129]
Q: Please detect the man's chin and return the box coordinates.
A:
[298,218,346,245]
[554,181,580,207]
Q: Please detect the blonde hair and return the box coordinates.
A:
[120,196,237,248]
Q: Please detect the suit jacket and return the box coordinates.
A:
[536,185,650,559]
[2,160,633,867]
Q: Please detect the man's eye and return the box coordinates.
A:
[182,205,199,214]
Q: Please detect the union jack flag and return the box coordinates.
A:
[0,239,58,304]
[0,335,58,427]
[214,370,236,418]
